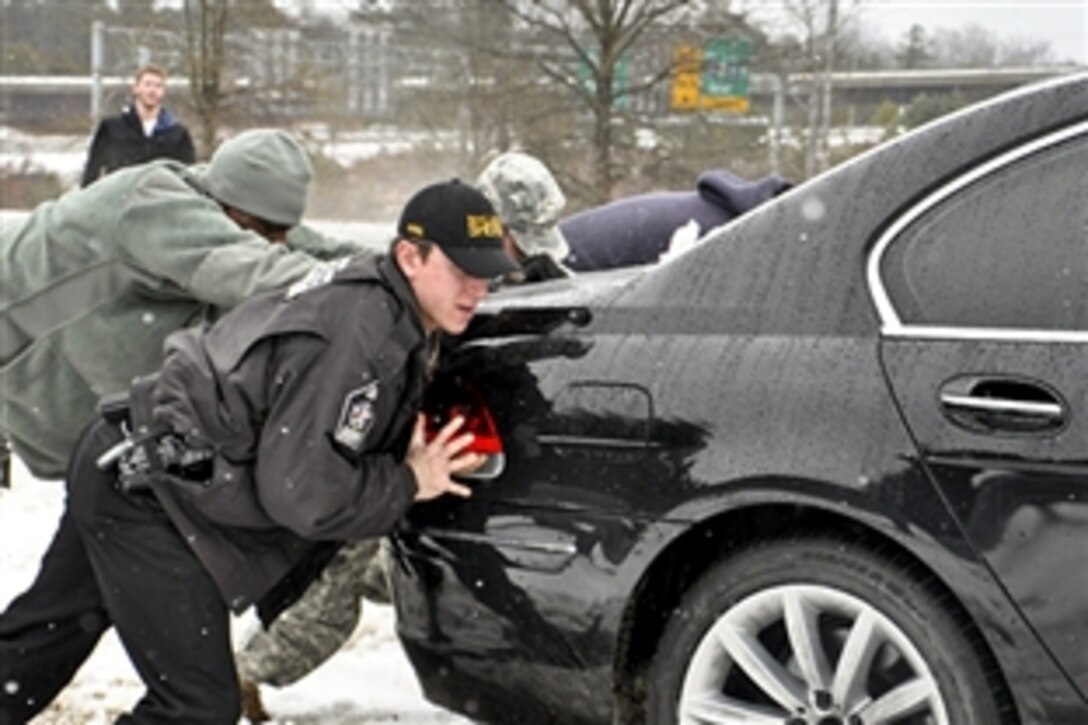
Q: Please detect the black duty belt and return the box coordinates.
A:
[96,419,214,494]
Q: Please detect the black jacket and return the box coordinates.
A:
[81,106,196,187]
[132,255,430,613]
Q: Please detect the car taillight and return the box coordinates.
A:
[423,380,505,479]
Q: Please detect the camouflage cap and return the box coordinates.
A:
[476,152,569,261]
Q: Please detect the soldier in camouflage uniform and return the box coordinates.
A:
[477,151,571,283]
[235,537,390,712]
[235,153,568,721]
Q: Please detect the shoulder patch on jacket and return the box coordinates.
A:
[287,258,351,299]
[333,380,380,452]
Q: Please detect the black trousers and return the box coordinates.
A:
[0,419,240,723]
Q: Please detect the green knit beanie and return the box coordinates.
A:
[202,129,312,226]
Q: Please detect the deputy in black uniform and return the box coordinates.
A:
[0,180,517,723]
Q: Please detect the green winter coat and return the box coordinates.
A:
[1,159,368,479]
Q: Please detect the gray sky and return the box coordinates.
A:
[857,0,1087,64]
[747,0,1087,65]
[276,1,1087,65]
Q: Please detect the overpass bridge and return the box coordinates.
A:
[754,66,1081,108]
[0,65,1080,130]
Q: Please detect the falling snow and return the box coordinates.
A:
[801,195,827,222]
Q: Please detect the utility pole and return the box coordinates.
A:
[91,20,104,125]
[816,0,838,173]
[770,72,785,175]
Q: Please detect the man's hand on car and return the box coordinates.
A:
[406,414,481,501]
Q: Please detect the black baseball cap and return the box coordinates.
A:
[397,179,519,279]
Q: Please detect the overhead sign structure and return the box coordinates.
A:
[670,44,703,111]
[671,38,751,113]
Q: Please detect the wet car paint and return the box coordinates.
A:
[391,72,1088,723]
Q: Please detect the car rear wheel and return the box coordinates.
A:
[645,536,1007,724]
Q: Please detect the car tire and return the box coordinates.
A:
[645,535,1008,725]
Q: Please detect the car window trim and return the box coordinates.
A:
[867,120,1088,343]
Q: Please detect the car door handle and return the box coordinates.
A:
[939,394,1063,419]
[938,378,1067,435]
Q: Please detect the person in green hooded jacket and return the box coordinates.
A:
[0,128,368,484]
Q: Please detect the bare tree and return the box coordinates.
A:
[350,1,765,204]
[183,0,229,155]
[747,0,864,177]
[931,25,1055,67]
[492,0,695,204]
[351,0,525,176]
[998,37,1056,66]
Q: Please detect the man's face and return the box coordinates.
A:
[132,72,166,112]
[223,206,290,244]
[397,242,490,335]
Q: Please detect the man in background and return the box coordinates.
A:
[81,63,196,186]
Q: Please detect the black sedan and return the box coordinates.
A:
[390,71,1088,724]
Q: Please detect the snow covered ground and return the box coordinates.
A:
[0,124,458,191]
[0,456,473,724]
[0,126,90,185]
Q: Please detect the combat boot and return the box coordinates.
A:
[239,677,270,723]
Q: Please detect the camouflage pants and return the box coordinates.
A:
[235,537,391,687]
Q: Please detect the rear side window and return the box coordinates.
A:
[882,135,1087,331]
